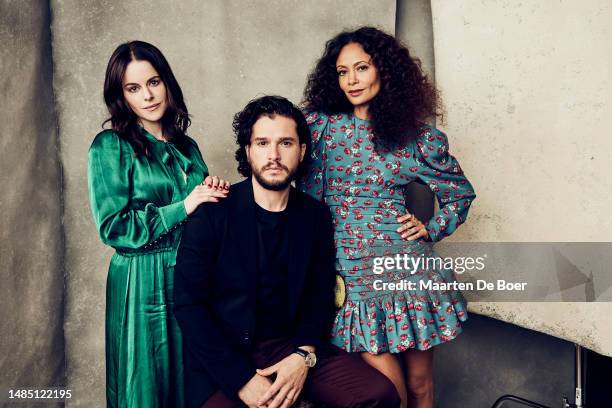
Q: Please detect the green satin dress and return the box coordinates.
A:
[88,129,209,408]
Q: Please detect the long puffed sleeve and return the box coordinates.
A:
[297,111,329,201]
[88,130,187,250]
[414,126,476,242]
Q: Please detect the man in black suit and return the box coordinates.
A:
[174,96,400,408]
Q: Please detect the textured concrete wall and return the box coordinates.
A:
[0,0,64,400]
[396,0,435,79]
[49,1,394,405]
[430,0,612,357]
[430,0,612,242]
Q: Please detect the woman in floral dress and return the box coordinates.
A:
[299,27,476,408]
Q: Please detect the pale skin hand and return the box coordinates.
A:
[397,213,430,241]
[256,351,311,408]
[183,175,231,215]
[238,373,273,408]
[202,175,231,191]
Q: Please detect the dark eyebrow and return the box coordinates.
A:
[123,76,161,87]
[336,60,371,69]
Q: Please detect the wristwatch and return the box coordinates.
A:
[294,347,317,368]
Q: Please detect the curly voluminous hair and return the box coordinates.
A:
[303,26,442,147]
[233,95,311,179]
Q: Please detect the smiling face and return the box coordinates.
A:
[246,115,306,191]
[122,59,167,128]
[336,42,381,116]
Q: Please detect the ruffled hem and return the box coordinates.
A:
[330,294,468,354]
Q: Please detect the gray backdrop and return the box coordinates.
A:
[2,0,601,407]
[0,1,64,406]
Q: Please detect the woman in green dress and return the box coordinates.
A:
[88,41,229,407]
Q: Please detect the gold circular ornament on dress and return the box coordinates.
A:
[334,274,346,308]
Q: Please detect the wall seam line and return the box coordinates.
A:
[46,0,68,395]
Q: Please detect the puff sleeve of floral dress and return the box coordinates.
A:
[413,125,476,242]
[299,111,330,201]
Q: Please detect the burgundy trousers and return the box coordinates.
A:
[201,337,400,408]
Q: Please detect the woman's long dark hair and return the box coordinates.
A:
[103,41,190,155]
[303,26,442,147]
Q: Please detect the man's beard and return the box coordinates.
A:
[251,162,296,191]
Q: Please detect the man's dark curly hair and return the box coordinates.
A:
[303,26,442,147]
[233,95,311,178]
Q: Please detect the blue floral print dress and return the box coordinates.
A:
[298,112,476,354]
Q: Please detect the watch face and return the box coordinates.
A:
[305,353,317,368]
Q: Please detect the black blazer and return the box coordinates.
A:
[174,178,336,408]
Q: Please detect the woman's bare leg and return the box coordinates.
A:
[361,352,408,408]
[401,348,434,408]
